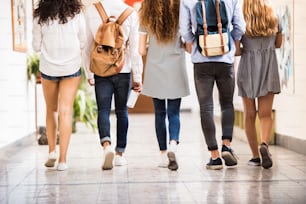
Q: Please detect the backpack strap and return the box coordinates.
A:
[215,0,223,35]
[94,2,108,23]
[201,0,225,55]
[116,7,134,25]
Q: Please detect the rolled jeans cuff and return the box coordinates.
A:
[208,145,218,151]
[222,135,232,142]
[115,147,125,153]
[100,137,111,146]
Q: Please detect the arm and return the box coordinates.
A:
[231,0,245,41]
[138,32,148,56]
[179,0,195,46]
[128,11,143,92]
[275,18,283,49]
[32,17,42,52]
[234,40,241,56]
[185,42,193,54]
[275,32,283,48]
[78,12,86,51]
[82,9,95,85]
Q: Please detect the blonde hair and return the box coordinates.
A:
[138,0,180,44]
[243,0,278,37]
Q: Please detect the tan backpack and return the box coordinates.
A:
[90,2,133,77]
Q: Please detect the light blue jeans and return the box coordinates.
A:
[94,73,131,153]
[153,98,181,151]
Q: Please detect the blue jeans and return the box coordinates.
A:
[41,69,82,81]
[94,73,131,153]
[194,62,235,151]
[153,98,181,151]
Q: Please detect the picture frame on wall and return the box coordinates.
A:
[273,0,295,94]
[11,0,27,52]
[32,0,38,10]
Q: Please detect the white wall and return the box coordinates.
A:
[0,0,36,149]
[273,1,306,141]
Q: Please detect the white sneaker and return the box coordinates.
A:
[44,151,57,167]
[158,153,168,168]
[57,162,68,171]
[102,146,114,170]
[114,155,127,166]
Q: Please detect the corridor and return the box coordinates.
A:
[0,112,306,203]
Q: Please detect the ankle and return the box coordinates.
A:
[211,150,220,159]
[102,141,111,149]
[222,139,231,146]
[160,150,167,155]
[261,142,268,146]
[116,152,123,156]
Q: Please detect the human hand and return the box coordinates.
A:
[132,82,142,92]
[185,42,193,54]
[88,78,95,86]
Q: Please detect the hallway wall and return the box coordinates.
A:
[272,1,306,153]
[0,0,36,149]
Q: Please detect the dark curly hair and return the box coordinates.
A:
[138,0,180,44]
[33,0,83,25]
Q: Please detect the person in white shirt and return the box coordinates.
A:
[82,0,143,170]
[32,0,86,171]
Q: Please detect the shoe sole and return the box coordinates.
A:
[221,151,238,166]
[260,146,273,169]
[206,164,223,170]
[102,152,114,170]
[57,165,68,171]
[45,158,56,168]
[167,152,178,171]
[248,161,261,166]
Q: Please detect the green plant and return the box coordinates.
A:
[27,53,40,80]
[73,71,98,132]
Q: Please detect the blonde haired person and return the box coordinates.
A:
[236,0,283,169]
[138,0,190,171]
[32,0,86,171]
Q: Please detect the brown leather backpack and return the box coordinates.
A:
[90,2,133,77]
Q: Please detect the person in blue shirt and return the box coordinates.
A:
[179,0,245,170]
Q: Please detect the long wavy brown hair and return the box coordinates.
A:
[138,0,180,44]
[33,0,83,25]
[243,0,278,37]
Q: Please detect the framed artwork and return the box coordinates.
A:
[11,0,27,52]
[272,0,295,94]
[32,0,39,10]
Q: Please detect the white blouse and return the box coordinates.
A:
[82,0,143,83]
[32,12,86,77]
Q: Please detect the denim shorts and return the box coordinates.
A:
[41,69,82,81]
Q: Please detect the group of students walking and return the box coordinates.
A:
[32,0,282,171]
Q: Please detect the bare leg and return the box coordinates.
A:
[242,97,259,158]
[58,76,81,163]
[258,93,274,144]
[211,150,220,159]
[41,78,59,154]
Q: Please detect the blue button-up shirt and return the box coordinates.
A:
[179,0,245,64]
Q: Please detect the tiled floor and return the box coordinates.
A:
[0,112,306,204]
